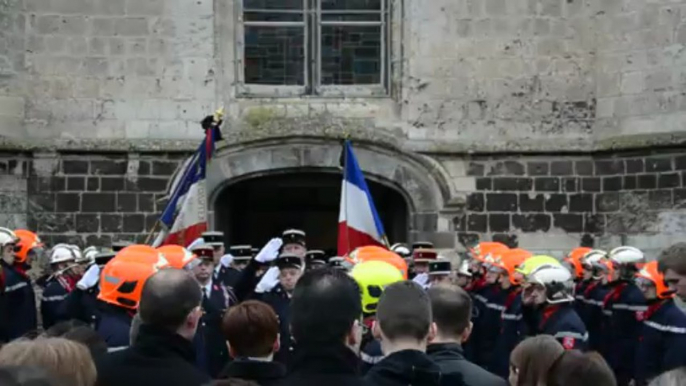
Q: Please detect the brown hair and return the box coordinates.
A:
[0,338,96,386]
[221,300,279,357]
[510,336,564,386]
[547,351,616,386]
[649,367,686,386]
[377,281,432,342]
[428,284,472,337]
[658,243,686,275]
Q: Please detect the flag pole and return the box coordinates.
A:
[343,139,351,256]
[144,220,161,245]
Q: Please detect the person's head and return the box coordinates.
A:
[509,336,564,386]
[49,246,78,276]
[138,269,203,341]
[193,259,215,284]
[455,260,473,288]
[547,350,616,386]
[374,281,435,353]
[0,366,62,386]
[658,243,686,301]
[14,229,43,267]
[0,338,96,386]
[222,300,279,359]
[429,260,452,286]
[636,261,676,301]
[0,227,19,264]
[276,254,303,292]
[44,322,107,359]
[428,284,472,344]
[129,313,143,345]
[649,367,686,386]
[522,265,574,307]
[281,229,307,258]
[608,246,644,282]
[290,268,362,351]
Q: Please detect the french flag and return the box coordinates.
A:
[337,141,387,256]
[152,121,220,247]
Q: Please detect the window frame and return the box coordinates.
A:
[234,0,390,98]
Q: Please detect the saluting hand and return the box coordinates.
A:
[255,238,283,263]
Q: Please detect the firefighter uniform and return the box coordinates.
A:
[40,275,74,329]
[490,287,525,378]
[260,282,294,366]
[97,303,135,351]
[634,298,686,385]
[473,285,506,370]
[583,281,610,352]
[197,279,235,377]
[602,282,646,384]
[539,303,588,350]
[0,260,37,341]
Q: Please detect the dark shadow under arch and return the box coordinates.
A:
[214,170,409,251]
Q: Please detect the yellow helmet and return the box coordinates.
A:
[351,260,403,316]
[515,255,561,276]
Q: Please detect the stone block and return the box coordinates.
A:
[527,162,549,176]
[487,161,525,176]
[535,177,560,192]
[467,162,485,176]
[116,193,137,212]
[646,157,673,172]
[94,0,126,15]
[638,175,657,189]
[585,214,605,234]
[0,175,26,192]
[152,161,178,176]
[493,177,532,192]
[575,160,593,176]
[56,193,80,212]
[467,214,487,232]
[545,194,568,212]
[513,213,551,232]
[62,160,89,174]
[486,193,518,211]
[554,214,583,233]
[649,190,673,210]
[114,18,149,36]
[82,193,115,212]
[100,213,122,232]
[123,214,145,232]
[467,193,484,212]
[594,159,625,175]
[476,178,492,191]
[138,193,155,212]
[626,159,644,173]
[125,0,164,15]
[658,173,680,189]
[101,177,125,191]
[75,214,99,233]
[569,194,593,213]
[596,193,620,212]
[603,176,622,191]
[29,193,56,212]
[489,214,511,232]
[91,160,127,175]
[581,178,601,192]
[134,177,168,192]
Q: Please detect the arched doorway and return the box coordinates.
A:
[214,171,409,251]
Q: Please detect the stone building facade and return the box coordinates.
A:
[2,0,686,257]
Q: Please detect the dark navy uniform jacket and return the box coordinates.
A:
[0,261,36,341]
[40,276,71,330]
[574,280,592,324]
[582,281,609,352]
[602,281,646,385]
[470,283,502,368]
[196,281,235,378]
[215,266,242,289]
[463,277,492,362]
[361,337,383,375]
[259,284,293,366]
[62,286,100,327]
[634,298,686,385]
[490,287,525,378]
[96,303,134,352]
[539,303,588,350]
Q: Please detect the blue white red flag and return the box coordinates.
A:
[152,119,221,247]
[337,141,387,256]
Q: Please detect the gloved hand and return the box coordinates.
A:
[220,254,234,268]
[77,264,101,290]
[412,273,429,286]
[255,266,280,293]
[255,238,283,263]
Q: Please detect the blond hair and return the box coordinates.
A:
[511,335,565,386]
[0,337,96,386]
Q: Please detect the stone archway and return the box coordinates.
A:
[206,138,452,247]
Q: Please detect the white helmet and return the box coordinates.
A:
[457,260,472,277]
[0,227,18,247]
[50,245,78,265]
[527,264,574,304]
[79,246,99,265]
[609,246,644,265]
[391,243,411,258]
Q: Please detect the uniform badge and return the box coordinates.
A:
[562,337,575,350]
[635,311,645,321]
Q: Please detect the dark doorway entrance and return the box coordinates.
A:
[214,171,409,252]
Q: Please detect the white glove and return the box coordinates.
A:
[77,264,101,290]
[255,238,283,263]
[413,273,429,286]
[255,266,280,293]
[220,254,234,268]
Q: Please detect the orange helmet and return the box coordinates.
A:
[471,241,509,262]
[636,261,675,299]
[98,245,169,309]
[564,247,592,279]
[14,229,43,264]
[346,246,408,279]
[488,248,532,285]
[157,245,196,270]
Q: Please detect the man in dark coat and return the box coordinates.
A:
[191,245,236,377]
[278,268,366,386]
[427,284,507,386]
[96,269,209,386]
[365,281,462,386]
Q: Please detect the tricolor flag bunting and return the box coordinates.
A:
[152,118,221,247]
[337,141,387,256]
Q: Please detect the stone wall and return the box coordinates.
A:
[442,149,686,258]
[8,152,184,246]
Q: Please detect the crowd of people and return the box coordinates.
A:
[1,226,686,386]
